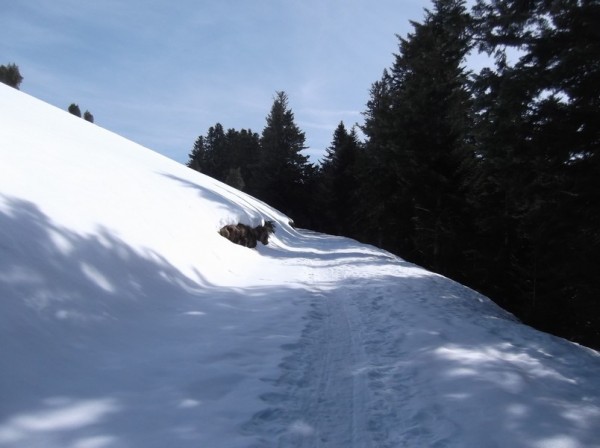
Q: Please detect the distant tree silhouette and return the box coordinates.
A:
[360,0,473,273]
[0,63,23,89]
[83,110,94,123]
[256,91,313,224]
[470,0,600,346]
[187,124,261,193]
[318,121,363,236]
[68,104,82,118]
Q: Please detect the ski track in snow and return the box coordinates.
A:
[243,237,453,447]
[244,232,600,447]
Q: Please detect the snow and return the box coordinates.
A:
[1,82,599,448]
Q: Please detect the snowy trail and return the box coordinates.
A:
[276,289,371,448]
[245,235,421,447]
[245,292,368,447]
[245,231,600,447]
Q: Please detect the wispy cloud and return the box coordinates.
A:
[2,0,428,163]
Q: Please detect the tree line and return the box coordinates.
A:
[187,0,600,349]
[187,91,318,225]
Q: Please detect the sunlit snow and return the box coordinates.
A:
[1,84,599,447]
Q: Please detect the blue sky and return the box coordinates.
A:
[3,0,436,164]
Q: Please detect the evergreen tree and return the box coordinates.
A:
[471,0,600,345]
[187,135,207,173]
[68,104,82,118]
[187,125,260,192]
[83,110,94,123]
[186,124,228,180]
[361,0,473,275]
[465,61,534,310]
[319,122,363,235]
[204,123,228,179]
[226,128,261,195]
[257,91,313,224]
[0,63,23,89]
[358,70,407,248]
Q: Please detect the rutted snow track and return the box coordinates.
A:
[244,237,418,447]
[240,229,600,447]
[245,287,372,446]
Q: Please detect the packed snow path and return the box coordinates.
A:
[244,233,600,447]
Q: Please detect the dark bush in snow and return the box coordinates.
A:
[219,220,275,248]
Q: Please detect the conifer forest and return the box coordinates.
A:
[186,0,600,350]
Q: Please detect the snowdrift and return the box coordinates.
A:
[1,84,599,448]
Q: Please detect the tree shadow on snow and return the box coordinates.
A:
[0,194,310,448]
[160,172,244,215]
[244,271,600,447]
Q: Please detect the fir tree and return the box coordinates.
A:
[226,128,260,194]
[187,135,206,173]
[319,122,362,235]
[203,123,228,179]
[187,125,260,192]
[0,63,23,89]
[471,0,600,345]
[361,0,473,274]
[68,104,82,118]
[257,91,312,223]
[186,124,229,180]
[358,70,406,248]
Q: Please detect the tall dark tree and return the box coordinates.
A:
[225,128,261,195]
[361,0,473,274]
[0,63,23,89]
[187,135,207,173]
[204,123,229,179]
[319,122,363,235]
[470,0,600,345]
[257,91,313,224]
[358,70,408,249]
[186,123,228,179]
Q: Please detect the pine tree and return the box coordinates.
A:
[226,128,261,194]
[320,122,362,235]
[0,63,23,89]
[68,104,82,118]
[187,135,207,173]
[471,0,600,346]
[187,126,260,192]
[203,123,228,180]
[83,110,94,123]
[257,91,312,223]
[359,70,408,249]
[360,0,473,274]
[186,124,229,180]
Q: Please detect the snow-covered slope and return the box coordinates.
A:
[1,83,599,448]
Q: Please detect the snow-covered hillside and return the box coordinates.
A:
[1,83,599,448]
